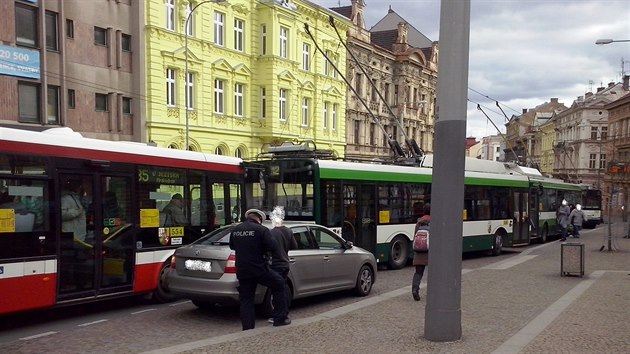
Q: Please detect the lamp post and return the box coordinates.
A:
[595,39,630,45]
[185,0,225,150]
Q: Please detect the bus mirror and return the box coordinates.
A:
[259,171,267,191]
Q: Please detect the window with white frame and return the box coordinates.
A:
[332,103,337,130]
[589,154,596,169]
[214,79,225,114]
[166,68,176,106]
[279,26,288,59]
[185,3,193,36]
[261,25,267,55]
[186,72,194,110]
[214,12,224,46]
[600,154,607,169]
[301,98,310,126]
[302,43,310,71]
[234,83,244,117]
[166,0,175,31]
[234,19,244,52]
[324,51,330,76]
[601,126,608,140]
[260,87,266,118]
[279,89,287,121]
[323,102,329,129]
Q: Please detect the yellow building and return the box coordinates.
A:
[145,0,351,158]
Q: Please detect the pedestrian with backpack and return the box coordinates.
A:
[411,203,430,301]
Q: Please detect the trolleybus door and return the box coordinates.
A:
[512,191,530,245]
[57,173,134,299]
[342,183,377,254]
[529,187,540,238]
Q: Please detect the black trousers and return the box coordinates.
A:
[271,266,290,319]
[237,270,286,330]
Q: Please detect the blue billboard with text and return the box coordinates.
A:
[0,45,40,80]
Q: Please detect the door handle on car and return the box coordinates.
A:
[323,256,330,261]
[289,258,296,263]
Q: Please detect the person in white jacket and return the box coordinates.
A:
[61,179,86,241]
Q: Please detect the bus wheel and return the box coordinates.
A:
[540,224,549,243]
[154,262,177,303]
[491,232,503,256]
[387,236,409,269]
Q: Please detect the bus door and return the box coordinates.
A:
[342,183,377,254]
[512,191,530,245]
[528,187,540,238]
[57,172,134,300]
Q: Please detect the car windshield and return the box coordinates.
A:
[195,226,233,245]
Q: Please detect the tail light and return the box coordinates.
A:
[225,253,236,274]
[170,255,176,270]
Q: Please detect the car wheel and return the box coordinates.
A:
[153,261,177,303]
[354,265,373,296]
[387,236,409,270]
[260,286,293,319]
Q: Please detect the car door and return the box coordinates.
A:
[287,226,325,296]
[310,226,356,290]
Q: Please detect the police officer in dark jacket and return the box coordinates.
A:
[229,208,290,330]
[269,206,298,322]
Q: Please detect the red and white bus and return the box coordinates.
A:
[0,127,245,315]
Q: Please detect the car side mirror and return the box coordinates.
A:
[346,241,353,249]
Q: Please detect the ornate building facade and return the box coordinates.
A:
[332,2,438,161]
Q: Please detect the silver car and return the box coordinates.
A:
[165,223,376,316]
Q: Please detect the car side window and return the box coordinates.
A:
[312,227,343,250]
[291,226,316,250]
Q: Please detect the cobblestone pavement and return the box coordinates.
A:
[142,220,630,354]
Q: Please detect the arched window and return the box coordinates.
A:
[215,146,224,155]
[235,147,243,158]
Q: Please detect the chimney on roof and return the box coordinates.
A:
[608,82,615,88]
[585,92,593,98]
[522,109,527,114]
[597,86,605,92]
[577,95,583,102]
[550,98,558,103]
[392,22,410,54]
[624,75,629,91]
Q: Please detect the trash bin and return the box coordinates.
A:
[561,242,584,277]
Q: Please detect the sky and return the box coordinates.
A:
[316,0,630,140]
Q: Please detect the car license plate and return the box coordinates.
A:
[185,259,212,272]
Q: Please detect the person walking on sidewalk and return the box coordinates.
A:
[557,199,571,241]
[412,203,431,301]
[569,204,587,238]
[229,209,290,330]
[267,206,298,324]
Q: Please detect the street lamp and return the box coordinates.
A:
[595,38,630,45]
[185,0,226,150]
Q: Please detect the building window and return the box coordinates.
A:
[16,4,38,47]
[166,68,176,107]
[302,43,310,71]
[234,83,244,117]
[215,147,224,155]
[186,72,194,110]
[45,11,58,51]
[68,89,76,109]
[332,103,337,130]
[589,154,596,169]
[66,19,74,39]
[353,120,360,145]
[279,26,288,59]
[234,19,244,52]
[166,0,175,31]
[601,127,608,140]
[599,154,607,169]
[123,97,132,115]
[323,102,329,129]
[324,51,330,76]
[371,79,378,101]
[261,25,267,55]
[185,3,193,36]
[370,123,376,145]
[47,85,59,124]
[279,89,287,121]
[95,93,108,112]
[94,26,107,46]
[301,98,310,126]
[18,82,40,123]
[384,83,390,104]
[214,79,224,114]
[260,87,266,118]
[394,85,399,105]
[235,148,243,158]
[122,34,131,52]
[214,12,224,46]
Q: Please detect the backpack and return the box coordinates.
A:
[413,226,429,252]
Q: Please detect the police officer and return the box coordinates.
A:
[229,208,290,330]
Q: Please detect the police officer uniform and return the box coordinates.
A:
[229,208,290,330]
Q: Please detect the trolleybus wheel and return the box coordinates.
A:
[540,224,549,244]
[387,236,409,270]
[491,231,504,256]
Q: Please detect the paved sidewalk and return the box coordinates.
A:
[144,221,630,354]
